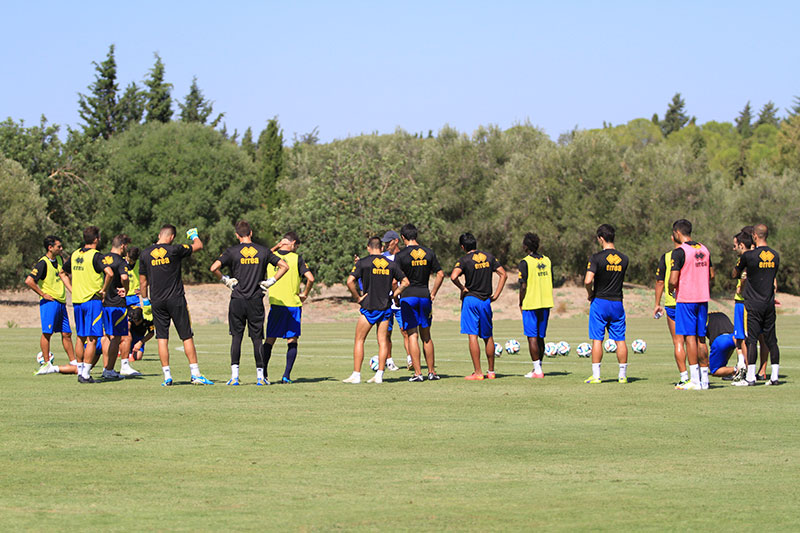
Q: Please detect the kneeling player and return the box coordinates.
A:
[706,312,739,379]
[128,306,154,361]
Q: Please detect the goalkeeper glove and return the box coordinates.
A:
[221,275,239,290]
[259,277,277,292]
[186,227,199,241]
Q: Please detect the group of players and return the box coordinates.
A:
[27,217,781,388]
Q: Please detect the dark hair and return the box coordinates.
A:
[111,234,127,249]
[129,306,144,323]
[160,224,177,238]
[367,236,382,250]
[740,225,754,236]
[43,235,61,250]
[734,231,753,249]
[672,219,692,237]
[400,223,418,241]
[596,224,615,243]
[459,232,477,251]
[523,232,540,254]
[120,234,131,245]
[83,226,100,245]
[235,220,252,237]
[283,231,300,244]
[753,223,768,240]
[127,246,140,263]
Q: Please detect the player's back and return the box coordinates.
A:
[396,244,441,299]
[141,243,193,302]
[457,251,499,300]
[740,246,779,306]
[590,249,628,301]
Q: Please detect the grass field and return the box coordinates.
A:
[2,316,800,531]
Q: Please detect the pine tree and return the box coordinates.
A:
[256,118,284,208]
[659,93,689,137]
[77,44,119,139]
[117,82,146,131]
[788,96,800,117]
[735,101,753,137]
[241,127,256,161]
[754,101,780,128]
[178,77,224,126]
[144,53,172,123]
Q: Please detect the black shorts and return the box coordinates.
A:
[152,296,193,340]
[229,297,265,339]
[745,303,777,346]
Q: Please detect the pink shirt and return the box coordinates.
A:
[676,242,710,303]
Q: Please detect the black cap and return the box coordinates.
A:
[381,230,400,242]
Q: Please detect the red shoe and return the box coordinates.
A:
[486,371,496,379]
[464,373,484,381]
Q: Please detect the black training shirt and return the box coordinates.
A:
[351,254,406,310]
[454,250,501,301]
[587,249,629,301]
[706,312,734,344]
[396,244,442,299]
[734,246,779,306]
[140,243,193,302]
[130,318,154,339]
[102,252,128,308]
[217,243,282,300]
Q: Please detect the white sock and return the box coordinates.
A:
[376,370,384,378]
[700,366,709,387]
[386,357,394,366]
[120,359,131,371]
[680,371,688,382]
[592,363,601,379]
[70,360,77,366]
[83,364,93,379]
[746,364,756,382]
[771,364,779,381]
[533,360,542,373]
[689,364,699,385]
[737,351,745,368]
[49,365,60,374]
[189,363,201,377]
[257,367,264,380]
[618,363,627,379]
[162,366,172,381]
[352,371,361,379]
[231,364,239,380]
[77,362,84,375]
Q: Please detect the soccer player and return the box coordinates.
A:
[450,232,507,380]
[210,221,288,386]
[63,226,114,383]
[381,230,408,372]
[517,232,553,379]
[654,233,688,385]
[583,224,629,384]
[263,231,312,384]
[139,225,213,386]
[343,236,409,384]
[98,234,131,380]
[125,245,142,307]
[395,223,444,381]
[732,223,780,386]
[705,312,740,379]
[668,219,714,390]
[27,235,78,376]
[127,306,154,361]
[117,244,143,376]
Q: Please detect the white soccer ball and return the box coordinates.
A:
[369,355,380,372]
[576,342,592,358]
[632,339,647,354]
[494,342,503,356]
[505,339,521,354]
[603,339,617,353]
[544,342,558,358]
[36,351,55,366]
[556,341,571,356]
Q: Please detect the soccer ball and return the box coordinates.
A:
[544,342,558,358]
[632,339,647,354]
[369,355,380,372]
[505,339,521,354]
[556,341,571,356]
[494,343,503,356]
[576,342,591,358]
[36,351,55,366]
[603,339,617,353]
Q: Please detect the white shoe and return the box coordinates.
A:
[102,369,123,380]
[342,374,361,384]
[386,360,400,371]
[120,365,142,377]
[367,374,383,383]
[675,380,701,390]
[34,363,55,376]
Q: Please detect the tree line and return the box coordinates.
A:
[2,45,800,297]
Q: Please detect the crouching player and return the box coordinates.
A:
[705,312,739,379]
[28,235,78,376]
[128,306,154,362]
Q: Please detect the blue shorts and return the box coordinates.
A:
[387,308,404,333]
[675,302,708,337]
[589,298,626,341]
[39,300,71,334]
[709,333,736,373]
[400,297,432,330]
[126,295,141,307]
[665,306,676,321]
[102,307,129,336]
[460,295,493,339]
[266,305,302,338]
[73,300,104,338]
[734,301,746,340]
[522,308,550,338]
[360,308,392,325]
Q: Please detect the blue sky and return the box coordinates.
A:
[3,1,799,143]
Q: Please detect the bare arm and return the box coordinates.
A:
[100,266,114,299]
[654,280,664,316]
[272,259,290,282]
[430,270,445,303]
[209,259,223,281]
[139,274,149,301]
[191,236,203,253]
[709,266,715,282]
[300,271,315,303]
[59,271,73,293]
[668,270,680,297]
[346,275,365,303]
[25,276,53,300]
[519,281,527,308]
[584,271,595,301]
[491,266,507,302]
[450,267,467,300]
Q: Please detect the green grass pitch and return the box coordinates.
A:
[2,316,800,531]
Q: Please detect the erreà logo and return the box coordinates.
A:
[410,248,427,266]
[537,262,547,270]
[240,246,259,264]
[759,250,776,268]
[606,254,622,272]
[151,247,170,266]
[473,252,490,269]
[694,251,705,260]
[102,256,113,265]
[372,257,390,275]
